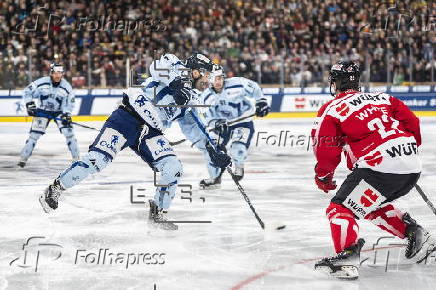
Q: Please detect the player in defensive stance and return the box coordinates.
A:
[39,53,230,230]
[197,65,270,189]
[312,61,435,279]
[18,62,79,167]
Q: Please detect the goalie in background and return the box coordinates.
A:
[18,62,78,168]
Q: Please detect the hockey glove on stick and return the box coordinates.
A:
[169,77,192,105]
[212,119,228,135]
[315,173,337,193]
[60,113,72,126]
[255,99,270,117]
[206,141,231,169]
[26,101,37,116]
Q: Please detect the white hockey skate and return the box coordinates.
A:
[148,199,178,230]
[39,179,64,213]
[403,213,436,263]
[315,239,365,280]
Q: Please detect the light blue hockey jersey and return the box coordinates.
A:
[123,53,207,144]
[200,77,264,127]
[23,76,75,113]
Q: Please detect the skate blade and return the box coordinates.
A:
[38,194,52,213]
[150,220,178,231]
[315,265,359,280]
[200,184,221,190]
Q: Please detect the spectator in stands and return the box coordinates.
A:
[0,0,434,88]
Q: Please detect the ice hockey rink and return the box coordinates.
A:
[1,117,436,290]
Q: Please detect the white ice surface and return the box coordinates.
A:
[1,118,436,290]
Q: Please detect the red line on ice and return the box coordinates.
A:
[230,244,404,290]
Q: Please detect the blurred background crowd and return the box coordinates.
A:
[0,0,434,89]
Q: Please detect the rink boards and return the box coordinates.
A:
[1,85,436,121]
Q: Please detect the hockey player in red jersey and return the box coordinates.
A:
[312,61,435,279]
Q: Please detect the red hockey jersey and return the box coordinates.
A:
[312,90,421,177]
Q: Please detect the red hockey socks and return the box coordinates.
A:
[326,202,359,253]
[365,204,407,239]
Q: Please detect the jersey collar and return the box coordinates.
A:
[335,89,358,99]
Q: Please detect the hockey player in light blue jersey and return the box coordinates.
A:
[18,62,79,168]
[39,53,231,230]
[198,65,270,189]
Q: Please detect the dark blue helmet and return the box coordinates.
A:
[185,53,214,73]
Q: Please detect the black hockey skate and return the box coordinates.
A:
[39,178,64,213]
[403,213,436,263]
[148,199,178,230]
[315,238,365,280]
[199,176,222,190]
[17,156,27,168]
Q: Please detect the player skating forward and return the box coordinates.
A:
[312,61,435,279]
[39,53,230,230]
[197,65,270,189]
[18,62,78,167]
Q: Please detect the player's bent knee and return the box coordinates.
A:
[84,150,112,173]
[155,156,183,183]
[59,151,112,189]
[29,132,43,141]
[326,202,355,221]
[229,142,247,160]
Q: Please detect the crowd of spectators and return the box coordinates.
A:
[0,0,434,89]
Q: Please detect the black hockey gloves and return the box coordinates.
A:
[169,77,192,106]
[255,99,270,117]
[60,113,72,126]
[206,142,231,169]
[26,101,37,116]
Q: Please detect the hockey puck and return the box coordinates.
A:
[276,225,286,230]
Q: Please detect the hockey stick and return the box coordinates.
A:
[169,113,256,146]
[415,184,436,216]
[35,112,100,131]
[188,110,273,230]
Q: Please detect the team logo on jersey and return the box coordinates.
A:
[157,139,166,147]
[149,137,173,157]
[111,135,119,146]
[135,95,147,107]
[96,129,126,157]
[335,103,350,117]
[364,151,383,166]
[360,188,380,208]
